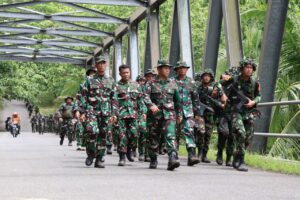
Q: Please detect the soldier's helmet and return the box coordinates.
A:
[157,59,173,68]
[174,60,190,71]
[194,73,202,82]
[136,74,146,81]
[144,69,156,76]
[239,58,257,71]
[86,67,97,76]
[201,68,215,81]
[224,66,240,77]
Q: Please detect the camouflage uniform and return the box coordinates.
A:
[221,60,261,171]
[81,73,118,167]
[136,75,149,161]
[144,61,182,170]
[216,67,240,166]
[197,70,224,162]
[173,61,201,166]
[115,80,147,165]
[58,101,75,146]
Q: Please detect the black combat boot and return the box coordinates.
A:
[167,151,180,171]
[149,155,158,169]
[85,153,94,166]
[232,153,241,169]
[118,152,126,166]
[187,148,200,166]
[126,148,134,162]
[201,150,211,163]
[236,154,248,172]
[225,154,232,167]
[59,136,64,146]
[106,145,112,155]
[216,149,223,165]
[94,155,105,168]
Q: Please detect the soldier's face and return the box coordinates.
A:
[158,66,170,78]
[96,61,107,75]
[120,68,131,82]
[145,74,154,81]
[242,64,254,77]
[138,80,146,85]
[202,74,211,84]
[176,67,188,76]
[66,99,72,104]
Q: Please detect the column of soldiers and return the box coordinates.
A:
[43,56,260,172]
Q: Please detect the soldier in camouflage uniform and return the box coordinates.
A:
[58,97,75,146]
[197,69,226,163]
[30,114,37,133]
[81,57,118,168]
[174,61,201,166]
[144,59,182,171]
[115,65,147,166]
[216,67,240,166]
[221,59,261,172]
[136,74,150,161]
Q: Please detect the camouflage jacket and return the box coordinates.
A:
[221,75,261,112]
[81,74,118,117]
[174,76,201,118]
[59,102,75,119]
[116,80,147,119]
[144,76,183,120]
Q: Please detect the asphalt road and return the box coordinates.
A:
[0,100,299,200]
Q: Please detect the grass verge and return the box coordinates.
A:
[179,146,300,175]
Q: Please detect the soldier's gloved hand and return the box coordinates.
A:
[150,105,160,114]
[176,116,182,124]
[244,98,256,108]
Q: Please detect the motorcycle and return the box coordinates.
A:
[10,124,19,138]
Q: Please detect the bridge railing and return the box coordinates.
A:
[253,100,300,138]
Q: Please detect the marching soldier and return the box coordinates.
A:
[221,59,261,172]
[81,57,118,168]
[144,59,182,171]
[115,65,147,166]
[174,61,200,166]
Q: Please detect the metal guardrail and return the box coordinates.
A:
[253,100,300,138]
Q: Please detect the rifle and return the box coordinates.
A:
[203,93,224,109]
[199,102,215,116]
[227,84,249,110]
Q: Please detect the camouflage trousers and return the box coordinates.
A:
[176,117,196,149]
[85,114,110,158]
[118,118,138,153]
[60,119,74,143]
[75,121,85,148]
[138,117,148,155]
[147,117,177,158]
[196,113,214,153]
[216,113,234,156]
[112,123,119,147]
[231,112,254,156]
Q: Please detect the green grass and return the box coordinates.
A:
[39,96,64,116]
[179,145,300,175]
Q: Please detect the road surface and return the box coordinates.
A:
[0,100,299,200]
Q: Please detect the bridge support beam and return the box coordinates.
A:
[252,0,289,153]
[144,7,161,73]
[127,25,140,80]
[203,0,223,74]
[222,0,243,67]
[113,38,122,81]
